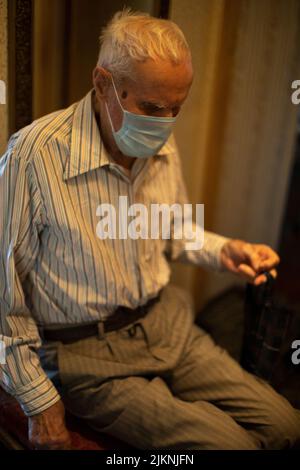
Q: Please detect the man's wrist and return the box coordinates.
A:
[208,233,232,271]
[219,238,233,271]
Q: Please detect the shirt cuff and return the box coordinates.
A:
[13,374,61,417]
[204,232,231,272]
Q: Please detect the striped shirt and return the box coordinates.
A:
[0,89,229,416]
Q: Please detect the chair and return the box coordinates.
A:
[0,386,131,450]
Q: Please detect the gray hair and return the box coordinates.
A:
[97,8,191,80]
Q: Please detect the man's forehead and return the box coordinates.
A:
[127,57,193,85]
[123,58,193,101]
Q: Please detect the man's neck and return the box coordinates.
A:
[91,91,137,171]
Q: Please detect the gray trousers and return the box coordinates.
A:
[39,283,300,450]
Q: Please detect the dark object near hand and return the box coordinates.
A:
[242,271,300,407]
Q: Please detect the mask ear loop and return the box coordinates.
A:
[111,76,126,112]
[105,101,116,133]
[105,75,125,133]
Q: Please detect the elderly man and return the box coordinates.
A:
[0,10,299,451]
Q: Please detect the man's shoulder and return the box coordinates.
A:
[5,100,79,165]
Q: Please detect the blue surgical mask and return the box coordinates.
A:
[105,77,177,158]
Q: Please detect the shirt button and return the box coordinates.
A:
[144,253,151,261]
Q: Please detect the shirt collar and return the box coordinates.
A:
[63,89,175,181]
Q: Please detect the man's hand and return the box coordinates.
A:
[28,399,72,450]
[220,239,280,285]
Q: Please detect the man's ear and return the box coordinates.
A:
[92,66,112,99]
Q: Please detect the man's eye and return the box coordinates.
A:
[142,104,161,113]
[140,103,181,116]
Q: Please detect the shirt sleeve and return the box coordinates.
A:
[0,143,61,416]
[165,141,231,271]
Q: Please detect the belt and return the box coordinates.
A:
[39,292,161,344]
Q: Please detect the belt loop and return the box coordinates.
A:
[97,321,105,340]
[98,320,116,358]
[38,326,45,342]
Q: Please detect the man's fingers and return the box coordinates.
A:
[238,264,278,285]
[242,244,260,271]
[255,245,280,271]
[243,245,280,273]
[257,254,280,271]
[254,273,268,285]
[237,263,257,282]
[254,268,277,286]
[34,437,73,450]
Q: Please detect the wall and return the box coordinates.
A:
[170,0,300,308]
[33,0,157,119]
